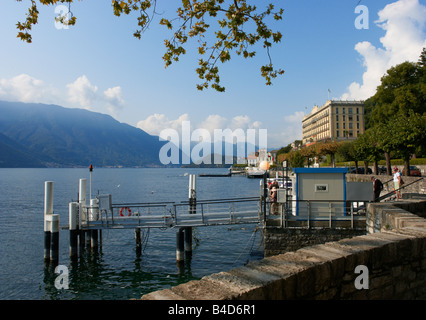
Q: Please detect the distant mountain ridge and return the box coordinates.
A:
[0,101,166,168]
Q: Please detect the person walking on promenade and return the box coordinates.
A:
[393,167,402,200]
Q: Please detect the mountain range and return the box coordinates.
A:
[0,101,166,168]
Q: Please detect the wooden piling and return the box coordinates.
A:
[91,229,98,249]
[184,227,192,257]
[176,228,184,262]
[79,229,86,251]
[44,230,51,262]
[135,228,141,254]
[50,214,60,262]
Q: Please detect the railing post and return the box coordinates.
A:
[307,200,310,229]
[201,203,204,224]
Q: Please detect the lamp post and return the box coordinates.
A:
[259,160,270,223]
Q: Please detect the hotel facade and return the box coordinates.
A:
[302,100,365,146]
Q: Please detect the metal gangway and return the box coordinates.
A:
[79,195,263,230]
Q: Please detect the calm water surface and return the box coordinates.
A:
[0,168,263,300]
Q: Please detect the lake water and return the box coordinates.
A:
[0,168,264,300]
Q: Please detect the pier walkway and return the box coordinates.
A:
[80,196,262,230]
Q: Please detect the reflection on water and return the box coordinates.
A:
[1,168,264,300]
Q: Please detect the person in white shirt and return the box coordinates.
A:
[393,167,402,199]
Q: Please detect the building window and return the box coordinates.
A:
[336,107,339,114]
[336,123,339,129]
[349,108,353,114]
[349,122,353,129]
[336,115,339,121]
[343,108,345,114]
[337,131,340,137]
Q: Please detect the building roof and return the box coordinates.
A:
[293,167,348,174]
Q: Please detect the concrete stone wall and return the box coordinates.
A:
[141,198,426,300]
[264,227,366,257]
[346,174,425,195]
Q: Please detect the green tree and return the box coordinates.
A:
[366,49,426,175]
[352,131,378,174]
[336,141,360,171]
[276,143,292,156]
[299,144,318,167]
[289,150,304,168]
[384,110,426,176]
[15,0,285,92]
[370,57,426,124]
[316,141,341,168]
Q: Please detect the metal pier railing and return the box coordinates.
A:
[79,197,262,230]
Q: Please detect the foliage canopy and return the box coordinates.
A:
[15,0,285,92]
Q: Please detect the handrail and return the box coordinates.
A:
[178,197,260,206]
[112,201,174,208]
[376,177,423,202]
[180,196,259,202]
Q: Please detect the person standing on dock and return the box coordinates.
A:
[371,177,383,202]
[269,181,279,215]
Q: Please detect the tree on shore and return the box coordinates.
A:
[316,141,341,168]
[14,0,285,92]
[364,48,426,175]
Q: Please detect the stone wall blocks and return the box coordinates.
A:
[141,199,426,300]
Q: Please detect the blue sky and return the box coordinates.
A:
[0,0,425,149]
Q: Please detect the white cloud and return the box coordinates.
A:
[66,75,98,109]
[197,114,228,134]
[342,0,426,100]
[0,73,126,118]
[137,113,190,136]
[137,113,263,139]
[104,86,125,116]
[66,75,126,117]
[0,74,58,104]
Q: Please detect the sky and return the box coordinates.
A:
[0,0,425,150]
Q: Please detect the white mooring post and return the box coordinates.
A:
[78,178,87,249]
[188,174,197,214]
[185,174,197,259]
[79,178,87,224]
[69,202,79,260]
[44,181,54,261]
[50,214,60,262]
